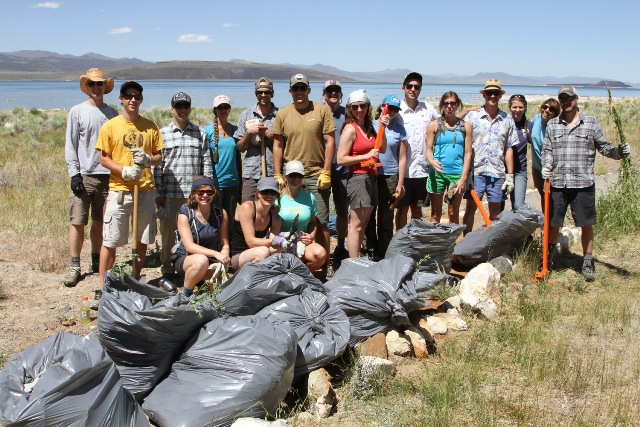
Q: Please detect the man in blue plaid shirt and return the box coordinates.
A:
[154,92,212,280]
[542,86,631,281]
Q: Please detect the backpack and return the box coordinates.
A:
[435,117,466,147]
[171,204,223,255]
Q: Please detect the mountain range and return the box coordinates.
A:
[0,50,632,87]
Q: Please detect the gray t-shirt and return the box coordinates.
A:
[233,103,278,179]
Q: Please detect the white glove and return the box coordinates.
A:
[296,241,306,258]
[122,165,142,181]
[501,174,514,195]
[620,143,631,156]
[541,166,553,180]
[130,148,151,168]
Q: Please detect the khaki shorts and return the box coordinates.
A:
[102,190,157,248]
[68,174,110,225]
[303,175,330,224]
[347,173,378,209]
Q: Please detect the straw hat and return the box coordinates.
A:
[480,79,505,95]
[79,68,114,96]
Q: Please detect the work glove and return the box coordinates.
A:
[156,204,169,221]
[130,148,151,168]
[122,165,142,181]
[274,173,286,190]
[541,166,553,180]
[501,174,514,195]
[317,169,331,190]
[271,235,291,252]
[70,174,85,196]
[296,241,306,258]
[620,143,631,156]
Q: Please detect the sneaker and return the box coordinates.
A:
[582,260,596,282]
[90,254,100,274]
[63,266,80,287]
[91,289,102,311]
[548,245,560,269]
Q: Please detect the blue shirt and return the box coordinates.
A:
[528,114,545,171]
[276,189,318,233]
[374,118,407,176]
[331,106,348,176]
[433,123,465,175]
[204,124,239,189]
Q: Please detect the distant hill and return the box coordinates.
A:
[0,50,633,86]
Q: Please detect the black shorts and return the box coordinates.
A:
[550,185,596,228]
[397,177,428,208]
[173,255,187,275]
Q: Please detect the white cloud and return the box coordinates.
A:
[221,23,236,28]
[177,34,212,43]
[109,27,132,35]
[29,2,60,8]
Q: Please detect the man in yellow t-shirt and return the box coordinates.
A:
[95,81,163,285]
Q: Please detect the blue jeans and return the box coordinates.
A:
[509,170,527,211]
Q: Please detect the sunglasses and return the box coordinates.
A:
[291,85,308,92]
[256,90,273,95]
[350,103,369,111]
[325,86,341,94]
[558,95,576,103]
[86,81,105,87]
[405,84,421,90]
[540,104,556,112]
[215,104,231,110]
[287,173,304,179]
[122,93,142,101]
[173,102,190,109]
[260,189,279,196]
[442,101,458,107]
[196,189,215,196]
[484,91,502,97]
[388,106,400,113]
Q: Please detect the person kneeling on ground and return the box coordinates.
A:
[172,177,230,296]
[277,160,327,273]
[229,177,285,270]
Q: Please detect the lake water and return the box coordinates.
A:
[2,80,639,111]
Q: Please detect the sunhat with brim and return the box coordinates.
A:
[79,68,114,96]
[480,78,505,95]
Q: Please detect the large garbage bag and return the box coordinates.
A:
[453,204,543,268]
[218,253,325,316]
[385,219,465,273]
[256,287,350,377]
[0,331,148,426]
[143,315,296,427]
[324,255,422,346]
[98,271,220,400]
[405,271,450,298]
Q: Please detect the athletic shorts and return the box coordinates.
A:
[549,185,596,228]
[427,172,461,194]
[397,177,428,208]
[331,171,349,217]
[303,175,330,224]
[464,175,505,203]
[102,190,157,248]
[68,174,110,225]
[347,173,378,209]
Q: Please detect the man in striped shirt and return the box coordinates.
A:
[154,92,212,280]
[541,86,631,281]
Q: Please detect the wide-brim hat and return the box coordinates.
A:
[480,79,505,95]
[79,68,114,96]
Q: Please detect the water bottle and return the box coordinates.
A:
[80,296,91,324]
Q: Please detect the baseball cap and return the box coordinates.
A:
[558,86,578,97]
[255,77,273,91]
[284,160,305,176]
[290,73,310,87]
[257,177,280,192]
[120,81,143,96]
[171,92,191,107]
[403,72,422,86]
[323,80,342,92]
[382,95,401,108]
[213,95,231,108]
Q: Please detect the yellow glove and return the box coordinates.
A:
[317,169,332,190]
[274,173,286,191]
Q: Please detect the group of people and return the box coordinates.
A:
[64,68,631,293]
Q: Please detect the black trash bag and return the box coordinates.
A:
[218,253,325,316]
[0,331,148,426]
[325,255,419,346]
[142,315,296,427]
[452,204,543,268]
[256,287,350,377]
[385,219,465,273]
[405,271,450,298]
[98,271,219,400]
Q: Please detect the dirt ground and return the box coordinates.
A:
[0,172,619,361]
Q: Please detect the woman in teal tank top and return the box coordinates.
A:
[425,92,472,224]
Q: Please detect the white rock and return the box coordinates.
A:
[460,263,500,294]
[231,418,289,427]
[434,313,468,331]
[445,295,461,310]
[308,368,336,419]
[460,291,498,319]
[385,329,411,356]
[403,328,428,358]
[356,355,396,377]
[425,316,448,335]
[3,122,14,129]
[447,307,460,316]
[558,233,571,254]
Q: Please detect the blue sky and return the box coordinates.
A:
[3,0,639,83]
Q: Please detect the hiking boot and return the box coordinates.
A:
[63,266,81,287]
[548,245,559,270]
[582,259,596,282]
[91,289,102,311]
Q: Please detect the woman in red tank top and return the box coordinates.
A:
[337,89,389,258]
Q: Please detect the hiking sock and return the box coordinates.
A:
[583,253,593,265]
[91,253,100,264]
[70,257,80,267]
[183,287,193,296]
